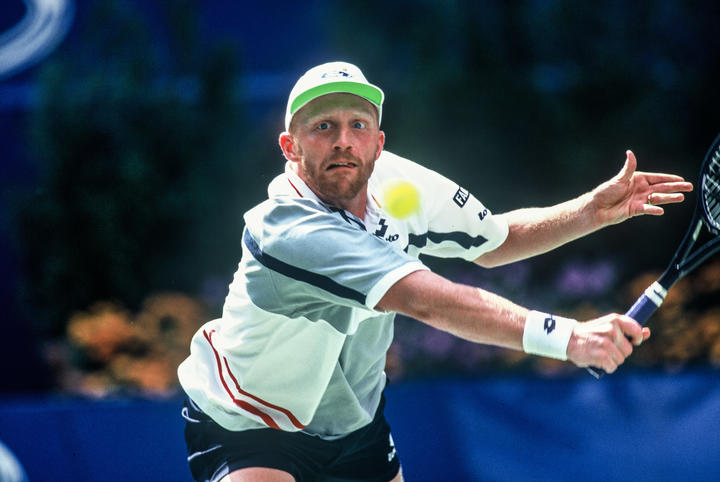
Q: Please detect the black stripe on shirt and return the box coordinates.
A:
[329,207,367,231]
[243,229,367,306]
[406,231,488,252]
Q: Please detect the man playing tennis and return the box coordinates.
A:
[178,62,693,482]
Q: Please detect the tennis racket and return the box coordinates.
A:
[587,132,720,378]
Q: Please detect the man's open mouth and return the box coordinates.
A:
[326,162,357,170]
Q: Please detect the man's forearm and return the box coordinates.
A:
[377,270,528,350]
[475,191,600,268]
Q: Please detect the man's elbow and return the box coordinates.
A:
[375,270,442,320]
[474,252,504,269]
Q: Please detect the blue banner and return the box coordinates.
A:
[1,369,718,481]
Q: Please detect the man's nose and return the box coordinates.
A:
[333,125,353,151]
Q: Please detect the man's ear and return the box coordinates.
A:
[375,130,386,160]
[279,132,301,163]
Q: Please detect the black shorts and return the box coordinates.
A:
[182,394,401,482]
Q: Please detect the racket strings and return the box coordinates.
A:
[702,148,720,229]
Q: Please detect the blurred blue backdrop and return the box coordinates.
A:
[2,370,720,481]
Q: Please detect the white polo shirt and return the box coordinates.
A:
[177,150,508,438]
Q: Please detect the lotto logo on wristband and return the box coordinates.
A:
[523,311,577,360]
[544,316,556,335]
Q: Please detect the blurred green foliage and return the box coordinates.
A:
[15,1,267,336]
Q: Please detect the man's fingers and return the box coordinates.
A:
[603,316,649,370]
[617,150,637,181]
[647,192,687,206]
[600,343,625,373]
[612,324,634,357]
[641,205,665,216]
[641,172,694,187]
[617,315,645,346]
[647,180,694,193]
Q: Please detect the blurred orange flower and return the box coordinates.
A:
[60,292,207,396]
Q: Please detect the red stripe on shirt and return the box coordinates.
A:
[288,179,303,197]
[203,329,306,430]
[203,330,280,429]
[222,358,306,429]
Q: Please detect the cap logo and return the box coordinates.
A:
[321,69,352,80]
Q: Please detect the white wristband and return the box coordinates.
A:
[522,310,577,360]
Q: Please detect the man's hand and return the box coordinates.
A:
[566,314,651,373]
[592,150,693,226]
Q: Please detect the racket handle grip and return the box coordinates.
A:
[586,282,667,379]
[624,282,666,326]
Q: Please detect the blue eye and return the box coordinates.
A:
[353,121,366,129]
[317,122,330,130]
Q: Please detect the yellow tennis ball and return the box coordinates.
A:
[382,180,420,219]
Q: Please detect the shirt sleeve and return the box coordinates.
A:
[242,198,428,318]
[378,151,509,261]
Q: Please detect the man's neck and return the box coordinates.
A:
[332,194,368,220]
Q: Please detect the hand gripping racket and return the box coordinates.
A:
[587,133,720,378]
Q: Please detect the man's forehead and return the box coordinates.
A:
[296,93,378,120]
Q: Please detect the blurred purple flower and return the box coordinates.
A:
[451,341,500,370]
[556,260,617,297]
[420,328,456,358]
[495,262,531,290]
[448,261,531,292]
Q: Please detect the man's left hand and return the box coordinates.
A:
[593,150,694,226]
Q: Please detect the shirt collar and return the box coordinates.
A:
[266,162,320,200]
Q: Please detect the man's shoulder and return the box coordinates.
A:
[375,150,438,179]
[245,196,332,229]
[376,150,416,169]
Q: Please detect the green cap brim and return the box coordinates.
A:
[290,81,383,115]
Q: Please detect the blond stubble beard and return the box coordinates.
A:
[298,155,376,205]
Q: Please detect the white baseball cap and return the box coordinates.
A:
[285,61,384,131]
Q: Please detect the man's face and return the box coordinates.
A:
[282,93,385,206]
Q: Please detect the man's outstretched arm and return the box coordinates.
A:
[376,269,649,373]
[475,150,693,268]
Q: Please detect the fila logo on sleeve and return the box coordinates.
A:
[453,187,469,207]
